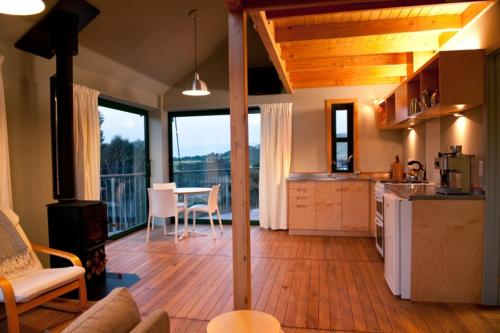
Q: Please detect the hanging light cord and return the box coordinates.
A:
[189,9,198,74]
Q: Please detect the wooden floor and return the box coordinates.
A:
[103,225,500,333]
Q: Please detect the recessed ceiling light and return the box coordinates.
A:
[453,112,464,117]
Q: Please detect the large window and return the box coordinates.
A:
[99,99,150,237]
[329,102,355,173]
[169,108,260,222]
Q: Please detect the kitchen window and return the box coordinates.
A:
[327,101,355,173]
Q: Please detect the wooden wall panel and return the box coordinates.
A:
[411,200,484,303]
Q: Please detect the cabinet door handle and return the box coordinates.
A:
[296,204,308,208]
[297,189,308,193]
[296,196,309,200]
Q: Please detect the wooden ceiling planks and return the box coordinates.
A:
[234,0,493,89]
[274,15,462,42]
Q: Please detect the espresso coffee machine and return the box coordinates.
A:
[436,145,473,194]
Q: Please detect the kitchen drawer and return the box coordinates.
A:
[288,187,315,198]
[288,202,315,230]
[289,193,315,205]
[288,181,315,190]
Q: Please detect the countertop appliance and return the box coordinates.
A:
[436,145,474,194]
[406,160,425,182]
[384,193,412,299]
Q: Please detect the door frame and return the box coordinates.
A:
[98,97,151,239]
[167,107,260,224]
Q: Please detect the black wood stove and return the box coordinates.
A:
[15,1,108,292]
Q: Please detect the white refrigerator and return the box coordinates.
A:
[383,193,412,299]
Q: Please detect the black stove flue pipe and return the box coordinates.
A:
[50,12,79,200]
[15,0,100,200]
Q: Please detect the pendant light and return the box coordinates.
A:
[182,9,210,96]
[0,0,45,15]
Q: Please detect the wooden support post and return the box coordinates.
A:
[228,10,252,310]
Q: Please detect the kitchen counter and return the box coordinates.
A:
[385,184,485,200]
[287,173,389,182]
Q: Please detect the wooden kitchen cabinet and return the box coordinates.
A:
[288,180,370,236]
[288,181,316,230]
[315,182,342,231]
[341,181,369,231]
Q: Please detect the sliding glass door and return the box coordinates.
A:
[169,108,260,222]
[99,99,150,237]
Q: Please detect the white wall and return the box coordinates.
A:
[164,46,402,173]
[0,38,165,250]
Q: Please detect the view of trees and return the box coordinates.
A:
[100,112,146,175]
[172,145,260,172]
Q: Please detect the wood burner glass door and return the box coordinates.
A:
[98,99,150,237]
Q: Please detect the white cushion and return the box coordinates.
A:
[0,266,85,302]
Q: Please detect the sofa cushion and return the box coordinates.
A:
[0,266,85,302]
[130,309,170,333]
[62,287,141,333]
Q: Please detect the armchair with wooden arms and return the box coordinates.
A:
[0,208,87,333]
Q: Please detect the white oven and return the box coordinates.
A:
[374,182,385,257]
[375,217,383,256]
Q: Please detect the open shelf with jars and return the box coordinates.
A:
[377,49,485,130]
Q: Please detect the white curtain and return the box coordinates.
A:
[0,54,13,209]
[73,84,100,200]
[259,103,292,230]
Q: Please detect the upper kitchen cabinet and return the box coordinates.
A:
[378,49,485,129]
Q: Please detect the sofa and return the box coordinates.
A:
[61,288,170,333]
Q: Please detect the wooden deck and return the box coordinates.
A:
[104,225,500,333]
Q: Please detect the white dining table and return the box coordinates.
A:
[174,187,211,239]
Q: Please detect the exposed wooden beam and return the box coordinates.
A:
[461,1,492,26]
[281,36,440,59]
[439,31,458,47]
[286,53,409,71]
[262,0,489,19]
[228,10,252,311]
[289,64,408,80]
[406,52,414,76]
[292,76,403,88]
[438,1,493,48]
[275,14,462,42]
[249,11,293,93]
[225,0,243,11]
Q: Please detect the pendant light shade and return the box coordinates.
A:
[183,72,210,96]
[0,0,45,15]
[182,9,210,97]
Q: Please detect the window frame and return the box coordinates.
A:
[167,107,260,224]
[325,99,358,174]
[98,97,151,239]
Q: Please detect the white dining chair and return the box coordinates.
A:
[147,188,182,243]
[187,184,223,239]
[152,182,184,230]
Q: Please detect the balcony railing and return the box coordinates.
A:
[101,173,148,236]
[173,167,259,219]
[100,167,260,236]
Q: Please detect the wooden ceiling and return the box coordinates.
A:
[231,0,495,92]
